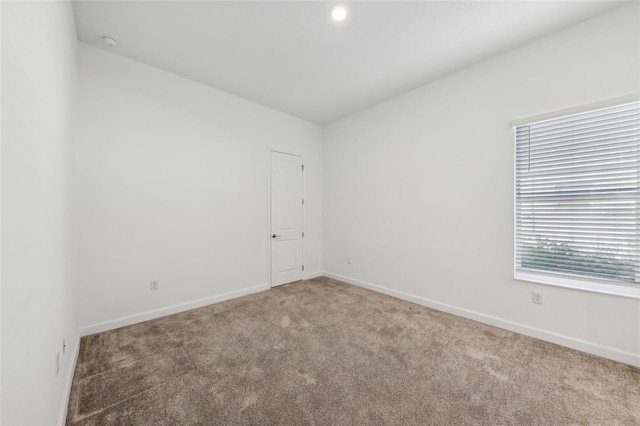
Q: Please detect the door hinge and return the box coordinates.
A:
[302,199,304,205]
[302,232,305,238]
[302,165,305,171]
[302,265,305,271]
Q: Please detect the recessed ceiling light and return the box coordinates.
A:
[330,5,347,22]
[102,36,118,48]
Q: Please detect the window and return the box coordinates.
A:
[514,100,640,296]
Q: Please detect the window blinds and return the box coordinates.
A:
[515,101,640,283]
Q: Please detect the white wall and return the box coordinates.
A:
[1,1,78,424]
[75,43,323,333]
[323,5,640,366]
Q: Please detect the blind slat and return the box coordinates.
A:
[515,255,640,271]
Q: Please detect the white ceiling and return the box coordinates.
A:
[73,1,629,124]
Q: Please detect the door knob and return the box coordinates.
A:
[272,234,281,238]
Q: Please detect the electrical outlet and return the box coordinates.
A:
[150,280,159,291]
[56,352,60,376]
[532,291,543,305]
[347,257,351,264]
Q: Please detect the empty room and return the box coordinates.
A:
[1,0,639,425]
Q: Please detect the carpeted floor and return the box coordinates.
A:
[66,277,640,425]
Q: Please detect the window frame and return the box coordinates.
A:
[512,94,640,299]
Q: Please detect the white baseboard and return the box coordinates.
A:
[58,334,81,426]
[80,283,270,336]
[324,271,640,367]
[304,271,324,280]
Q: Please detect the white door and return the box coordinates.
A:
[270,151,303,287]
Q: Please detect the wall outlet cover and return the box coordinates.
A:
[532,291,543,305]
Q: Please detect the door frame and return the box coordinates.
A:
[267,148,304,288]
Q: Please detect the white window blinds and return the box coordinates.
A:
[515,101,640,284]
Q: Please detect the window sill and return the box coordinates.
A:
[515,270,640,299]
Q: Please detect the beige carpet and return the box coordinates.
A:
[66,277,640,425]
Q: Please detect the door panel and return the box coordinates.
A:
[271,152,303,286]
